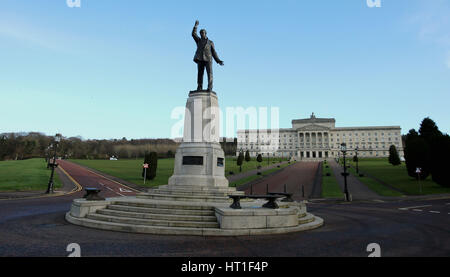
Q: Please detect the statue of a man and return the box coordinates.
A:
[192,20,224,92]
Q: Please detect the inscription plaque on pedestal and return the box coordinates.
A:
[182,156,204,166]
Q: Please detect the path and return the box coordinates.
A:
[238,162,321,201]
[227,161,289,183]
[328,159,379,200]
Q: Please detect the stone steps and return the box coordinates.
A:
[298,213,315,224]
[97,208,217,222]
[113,200,217,211]
[66,212,324,236]
[86,213,220,229]
[107,204,215,216]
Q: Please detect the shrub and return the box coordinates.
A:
[404,132,430,180]
[431,135,450,187]
[142,152,158,180]
[388,145,401,166]
[245,150,251,162]
[237,151,244,172]
[256,154,263,163]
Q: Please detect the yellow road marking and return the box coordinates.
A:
[58,165,83,194]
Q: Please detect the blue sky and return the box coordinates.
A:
[0,0,449,139]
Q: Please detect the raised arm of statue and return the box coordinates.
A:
[192,20,200,43]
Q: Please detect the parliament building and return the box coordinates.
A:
[236,113,403,160]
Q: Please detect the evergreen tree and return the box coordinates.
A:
[148,152,158,180]
[237,151,244,172]
[419,117,442,144]
[142,152,158,180]
[431,134,450,187]
[404,129,430,179]
[257,153,263,163]
[388,145,401,166]
[245,150,251,162]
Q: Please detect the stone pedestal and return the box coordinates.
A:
[168,91,229,188]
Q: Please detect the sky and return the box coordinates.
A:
[0,0,449,140]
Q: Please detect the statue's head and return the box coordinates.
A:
[200,29,207,39]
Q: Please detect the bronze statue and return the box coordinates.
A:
[192,20,224,92]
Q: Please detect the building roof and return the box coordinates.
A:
[292,112,336,125]
[333,126,401,131]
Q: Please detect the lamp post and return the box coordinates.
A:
[46,134,62,194]
[355,147,359,174]
[340,143,350,202]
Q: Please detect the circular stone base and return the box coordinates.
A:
[66,197,324,236]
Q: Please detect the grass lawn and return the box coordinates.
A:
[344,158,450,195]
[72,158,174,187]
[321,162,343,198]
[71,157,289,188]
[0,158,62,192]
[347,166,404,197]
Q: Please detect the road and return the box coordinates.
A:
[0,161,448,257]
[57,160,139,198]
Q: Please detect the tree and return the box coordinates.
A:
[404,129,430,180]
[257,153,263,163]
[237,151,244,172]
[256,153,263,175]
[245,150,251,162]
[419,117,442,144]
[388,145,401,166]
[353,155,358,163]
[0,135,6,160]
[430,134,450,187]
[142,152,158,180]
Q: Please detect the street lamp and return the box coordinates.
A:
[340,143,350,202]
[46,134,62,194]
[355,147,359,174]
